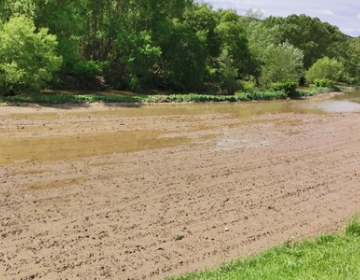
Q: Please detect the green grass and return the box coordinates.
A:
[168,219,360,280]
[0,86,351,105]
[297,86,340,97]
[0,92,143,104]
[0,91,287,105]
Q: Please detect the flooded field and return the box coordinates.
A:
[1,91,360,279]
[2,91,359,166]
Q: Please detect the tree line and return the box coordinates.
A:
[0,0,359,95]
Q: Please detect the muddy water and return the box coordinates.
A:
[1,90,360,166]
[295,90,360,113]
[0,130,189,166]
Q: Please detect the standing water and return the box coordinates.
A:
[1,90,360,166]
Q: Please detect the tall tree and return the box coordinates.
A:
[262,14,348,69]
[0,16,62,94]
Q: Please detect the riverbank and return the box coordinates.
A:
[0,86,353,106]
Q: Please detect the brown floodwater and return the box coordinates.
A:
[2,90,360,166]
[0,130,189,166]
[3,99,320,121]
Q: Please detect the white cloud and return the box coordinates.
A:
[206,0,360,36]
[317,10,334,16]
[342,27,360,37]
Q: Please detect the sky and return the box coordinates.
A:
[206,0,360,37]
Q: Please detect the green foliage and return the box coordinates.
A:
[0,0,36,19]
[239,80,256,93]
[262,14,348,69]
[312,78,335,88]
[259,42,304,85]
[0,16,62,95]
[119,31,162,90]
[0,90,294,105]
[298,87,335,97]
[270,81,297,97]
[73,61,103,81]
[157,18,209,91]
[215,10,252,78]
[305,57,345,83]
[343,37,360,84]
[0,0,356,94]
[236,91,287,100]
[346,215,360,236]
[216,49,241,94]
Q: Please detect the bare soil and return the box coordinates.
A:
[1,103,360,280]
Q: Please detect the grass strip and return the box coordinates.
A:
[0,86,351,105]
[168,218,360,280]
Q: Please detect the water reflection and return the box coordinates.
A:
[333,89,360,104]
[300,100,360,113]
[295,90,360,113]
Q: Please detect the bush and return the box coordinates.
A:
[73,60,103,81]
[0,16,62,95]
[312,78,335,88]
[270,81,297,97]
[240,80,256,93]
[305,57,344,83]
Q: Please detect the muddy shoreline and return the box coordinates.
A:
[1,100,360,279]
[0,90,346,110]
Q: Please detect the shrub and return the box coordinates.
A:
[312,78,335,88]
[0,16,62,95]
[305,57,344,83]
[240,80,256,93]
[270,81,297,97]
[73,60,103,81]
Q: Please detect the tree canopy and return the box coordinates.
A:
[0,0,358,95]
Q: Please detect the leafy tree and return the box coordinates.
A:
[262,15,348,69]
[0,0,355,93]
[215,9,252,78]
[217,49,239,94]
[305,57,344,83]
[157,19,208,91]
[245,20,283,84]
[155,3,220,91]
[0,16,62,94]
[0,0,36,20]
[343,37,360,83]
[260,42,304,85]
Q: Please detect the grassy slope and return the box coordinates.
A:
[168,220,360,280]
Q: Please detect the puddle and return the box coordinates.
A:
[297,100,360,113]
[1,100,323,121]
[215,138,271,151]
[333,89,360,103]
[3,90,360,166]
[296,90,360,113]
[0,130,190,166]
